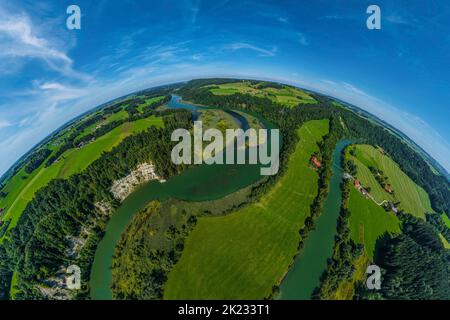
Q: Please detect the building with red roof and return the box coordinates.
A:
[310,155,321,168]
[385,184,393,193]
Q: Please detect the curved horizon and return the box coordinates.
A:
[0,1,449,176]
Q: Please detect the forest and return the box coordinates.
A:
[0,105,192,299]
[0,79,448,300]
[357,213,449,299]
[24,149,52,174]
[178,79,449,215]
[314,162,364,299]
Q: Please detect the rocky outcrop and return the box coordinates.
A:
[110,162,164,201]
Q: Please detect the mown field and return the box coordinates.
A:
[78,109,129,139]
[349,144,433,218]
[330,144,438,299]
[163,119,328,299]
[136,95,166,113]
[205,81,317,108]
[0,115,163,241]
[348,187,401,259]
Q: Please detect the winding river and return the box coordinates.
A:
[89,95,348,300]
[89,96,264,299]
[278,140,350,299]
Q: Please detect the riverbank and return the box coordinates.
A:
[278,140,350,299]
[89,96,268,299]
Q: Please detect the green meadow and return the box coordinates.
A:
[442,213,450,228]
[136,95,166,113]
[206,81,317,108]
[439,234,450,249]
[0,116,163,241]
[348,187,401,259]
[349,144,432,219]
[164,119,328,299]
[78,109,130,139]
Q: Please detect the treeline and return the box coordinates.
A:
[178,83,342,206]
[0,245,10,300]
[314,167,363,299]
[46,114,107,166]
[0,109,192,299]
[112,201,198,299]
[46,95,170,166]
[340,107,450,214]
[126,95,170,116]
[298,115,343,252]
[426,213,450,242]
[256,82,284,90]
[357,213,450,300]
[111,184,257,300]
[74,120,123,146]
[24,149,52,174]
[180,79,449,215]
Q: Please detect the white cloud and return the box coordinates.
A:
[314,79,450,172]
[385,14,409,25]
[0,8,89,80]
[39,82,68,91]
[297,32,309,46]
[0,120,11,129]
[226,42,277,57]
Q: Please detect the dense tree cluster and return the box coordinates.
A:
[314,176,364,299]
[112,201,197,299]
[1,79,448,300]
[23,149,52,174]
[341,109,450,214]
[46,95,171,167]
[357,213,450,300]
[426,213,450,243]
[0,109,192,299]
[177,79,450,300]
[180,79,449,215]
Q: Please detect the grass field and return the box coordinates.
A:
[0,116,163,241]
[349,144,432,219]
[332,252,370,300]
[136,95,165,113]
[77,109,130,139]
[348,187,401,259]
[439,234,450,249]
[163,119,329,299]
[206,81,317,108]
[442,213,450,229]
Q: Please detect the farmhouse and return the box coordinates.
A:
[384,184,393,193]
[354,179,361,189]
[310,155,322,168]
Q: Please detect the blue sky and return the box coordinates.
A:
[0,0,449,176]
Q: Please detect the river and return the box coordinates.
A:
[89,96,347,300]
[89,96,265,299]
[278,139,350,299]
